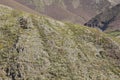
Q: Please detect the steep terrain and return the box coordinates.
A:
[14,0,112,24]
[0,0,119,25]
[0,4,120,80]
[85,4,120,32]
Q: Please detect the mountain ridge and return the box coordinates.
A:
[14,0,112,24]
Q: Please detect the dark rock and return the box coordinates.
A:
[84,4,120,31]
[18,17,28,29]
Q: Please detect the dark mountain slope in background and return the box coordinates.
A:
[85,4,120,32]
[0,4,120,80]
[14,0,112,24]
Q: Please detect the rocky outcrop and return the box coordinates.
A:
[18,17,28,29]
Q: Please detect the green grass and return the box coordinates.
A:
[107,30,120,37]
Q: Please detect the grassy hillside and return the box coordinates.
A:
[0,4,120,80]
[0,0,39,15]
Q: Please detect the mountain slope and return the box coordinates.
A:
[84,4,120,32]
[0,0,39,15]
[0,4,120,80]
[14,0,112,24]
[0,0,119,25]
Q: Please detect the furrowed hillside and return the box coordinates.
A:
[0,4,120,80]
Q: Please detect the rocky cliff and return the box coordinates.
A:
[0,4,120,80]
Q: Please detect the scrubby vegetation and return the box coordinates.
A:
[0,5,120,80]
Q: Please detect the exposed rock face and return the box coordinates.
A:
[18,17,28,29]
[0,5,120,80]
[84,4,120,31]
